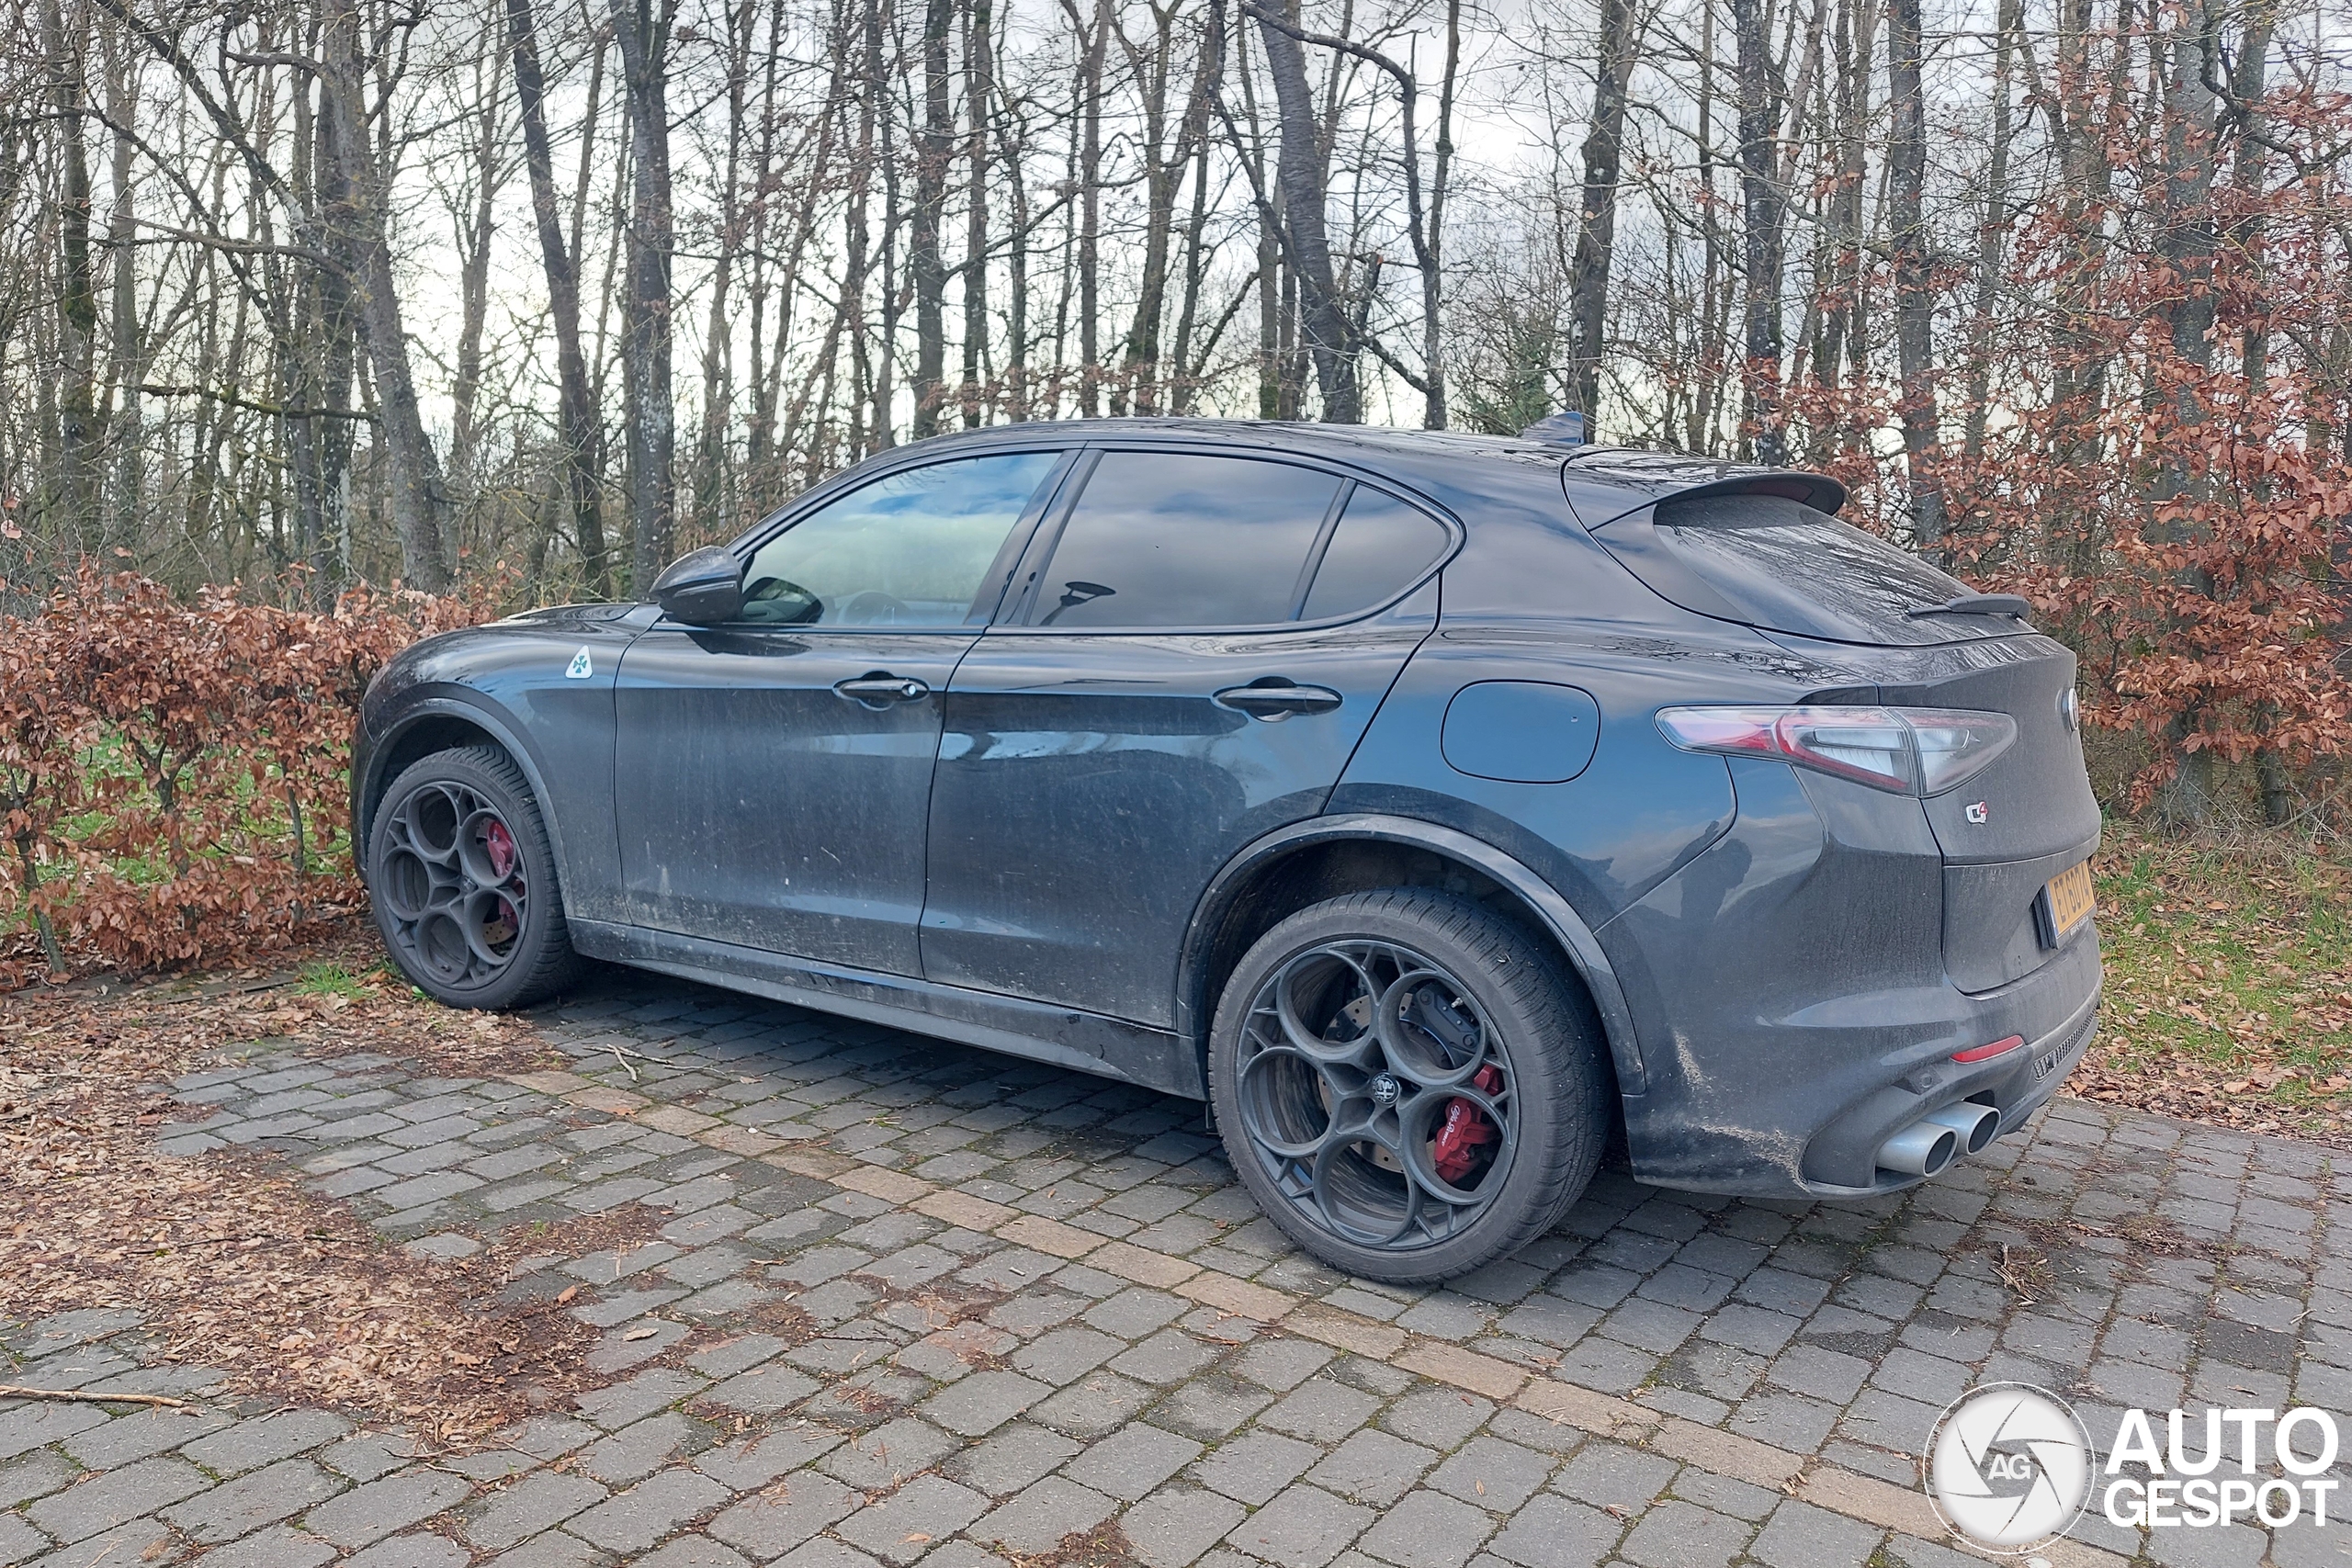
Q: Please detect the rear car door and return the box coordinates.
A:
[612,449,1069,975]
[921,448,1453,1025]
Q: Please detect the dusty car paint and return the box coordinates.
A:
[354,420,2102,1201]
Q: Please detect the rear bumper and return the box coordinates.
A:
[1597,755,2104,1199]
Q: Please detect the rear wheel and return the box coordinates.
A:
[368,746,583,1010]
[1208,889,1611,1283]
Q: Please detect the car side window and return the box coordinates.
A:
[1299,486,1454,621]
[739,451,1061,626]
[1029,452,1342,628]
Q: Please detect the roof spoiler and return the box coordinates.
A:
[1563,451,1849,524]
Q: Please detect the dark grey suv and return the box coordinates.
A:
[353,422,2102,1282]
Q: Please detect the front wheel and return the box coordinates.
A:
[368,746,584,1010]
[1208,889,1612,1284]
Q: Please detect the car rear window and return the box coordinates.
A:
[1603,493,2002,646]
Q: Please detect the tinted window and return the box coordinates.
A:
[1301,488,1453,620]
[1032,453,1341,628]
[740,451,1058,626]
[1631,494,1990,646]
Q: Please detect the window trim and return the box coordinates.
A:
[708,446,1080,633]
[1000,446,1460,636]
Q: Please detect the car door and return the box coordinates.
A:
[612,447,1070,975]
[921,447,1455,1026]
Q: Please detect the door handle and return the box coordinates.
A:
[1213,681,1343,721]
[831,672,931,707]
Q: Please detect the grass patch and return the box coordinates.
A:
[288,959,380,999]
[2077,820,2352,1144]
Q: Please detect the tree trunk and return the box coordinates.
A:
[1887,0,1942,551]
[322,0,450,589]
[1256,3,1356,423]
[910,0,952,436]
[42,0,101,547]
[962,0,994,427]
[449,43,504,499]
[510,0,611,594]
[1732,0,1787,463]
[1566,0,1637,427]
[1962,0,2018,465]
[615,0,677,588]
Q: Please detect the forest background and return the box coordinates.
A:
[0,0,2348,986]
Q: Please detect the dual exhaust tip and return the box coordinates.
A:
[1877,1101,2001,1179]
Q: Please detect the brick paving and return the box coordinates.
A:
[6,966,2350,1567]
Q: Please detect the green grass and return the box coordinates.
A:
[2088,823,2352,1133]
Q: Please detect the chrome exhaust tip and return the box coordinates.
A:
[1923,1101,2001,1155]
[1877,1120,1960,1178]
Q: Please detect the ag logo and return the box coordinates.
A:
[1369,1074,1402,1108]
[565,648,594,680]
[1965,800,1990,824]
[1926,1382,2092,1552]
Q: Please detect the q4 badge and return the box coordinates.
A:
[566,648,594,680]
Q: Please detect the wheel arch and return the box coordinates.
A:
[356,698,569,884]
[1179,815,1646,1095]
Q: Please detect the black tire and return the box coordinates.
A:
[368,745,584,1010]
[1208,889,1611,1284]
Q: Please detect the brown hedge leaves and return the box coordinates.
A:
[1,566,484,983]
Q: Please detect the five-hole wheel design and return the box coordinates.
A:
[1235,939,1520,1252]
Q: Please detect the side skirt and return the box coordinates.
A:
[568,918,1205,1100]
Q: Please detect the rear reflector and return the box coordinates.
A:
[1951,1035,2025,1064]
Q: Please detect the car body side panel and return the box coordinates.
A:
[355,604,642,922]
[610,626,978,975]
[920,579,1437,1028]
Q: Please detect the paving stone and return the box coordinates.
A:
[707,1470,859,1557]
[1308,1429,1438,1507]
[973,1475,1118,1553]
[633,1536,754,1568]
[821,1418,963,1491]
[464,1472,611,1551]
[835,1473,990,1562]
[1359,1488,1497,1568]
[924,1371,1055,1437]
[1193,1429,1322,1506]
[564,1466,731,1553]
[1745,1500,1884,1568]
[193,1523,340,1568]
[303,1465,473,1548]
[59,1406,232,1468]
[943,1423,1085,1498]
[1617,1500,1748,1568]
[24,1516,177,1568]
[1222,1483,1374,1568]
[0,1449,79,1510]
[1482,1494,1618,1568]
[163,1456,346,1543]
[1121,1484,1250,1568]
[183,1410,356,1475]
[343,1535,473,1568]
[0,1513,51,1566]
[0,1403,108,1462]
[1427,1437,1554,1513]
[27,1455,209,1542]
[1063,1422,1201,1501]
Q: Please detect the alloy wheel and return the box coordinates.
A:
[376,778,529,992]
[1233,939,1518,1252]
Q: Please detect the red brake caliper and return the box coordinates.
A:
[481,819,522,941]
[482,819,518,880]
[1431,1064,1503,1184]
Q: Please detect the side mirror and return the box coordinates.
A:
[650,546,744,625]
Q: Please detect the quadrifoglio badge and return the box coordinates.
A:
[1926,1383,2342,1554]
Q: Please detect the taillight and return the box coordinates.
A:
[1656,705,2017,796]
[1952,1035,2025,1063]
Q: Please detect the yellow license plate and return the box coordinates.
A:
[2043,861,2096,942]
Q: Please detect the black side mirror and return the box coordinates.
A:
[650,546,744,625]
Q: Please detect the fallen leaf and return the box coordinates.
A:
[622,1324,662,1342]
